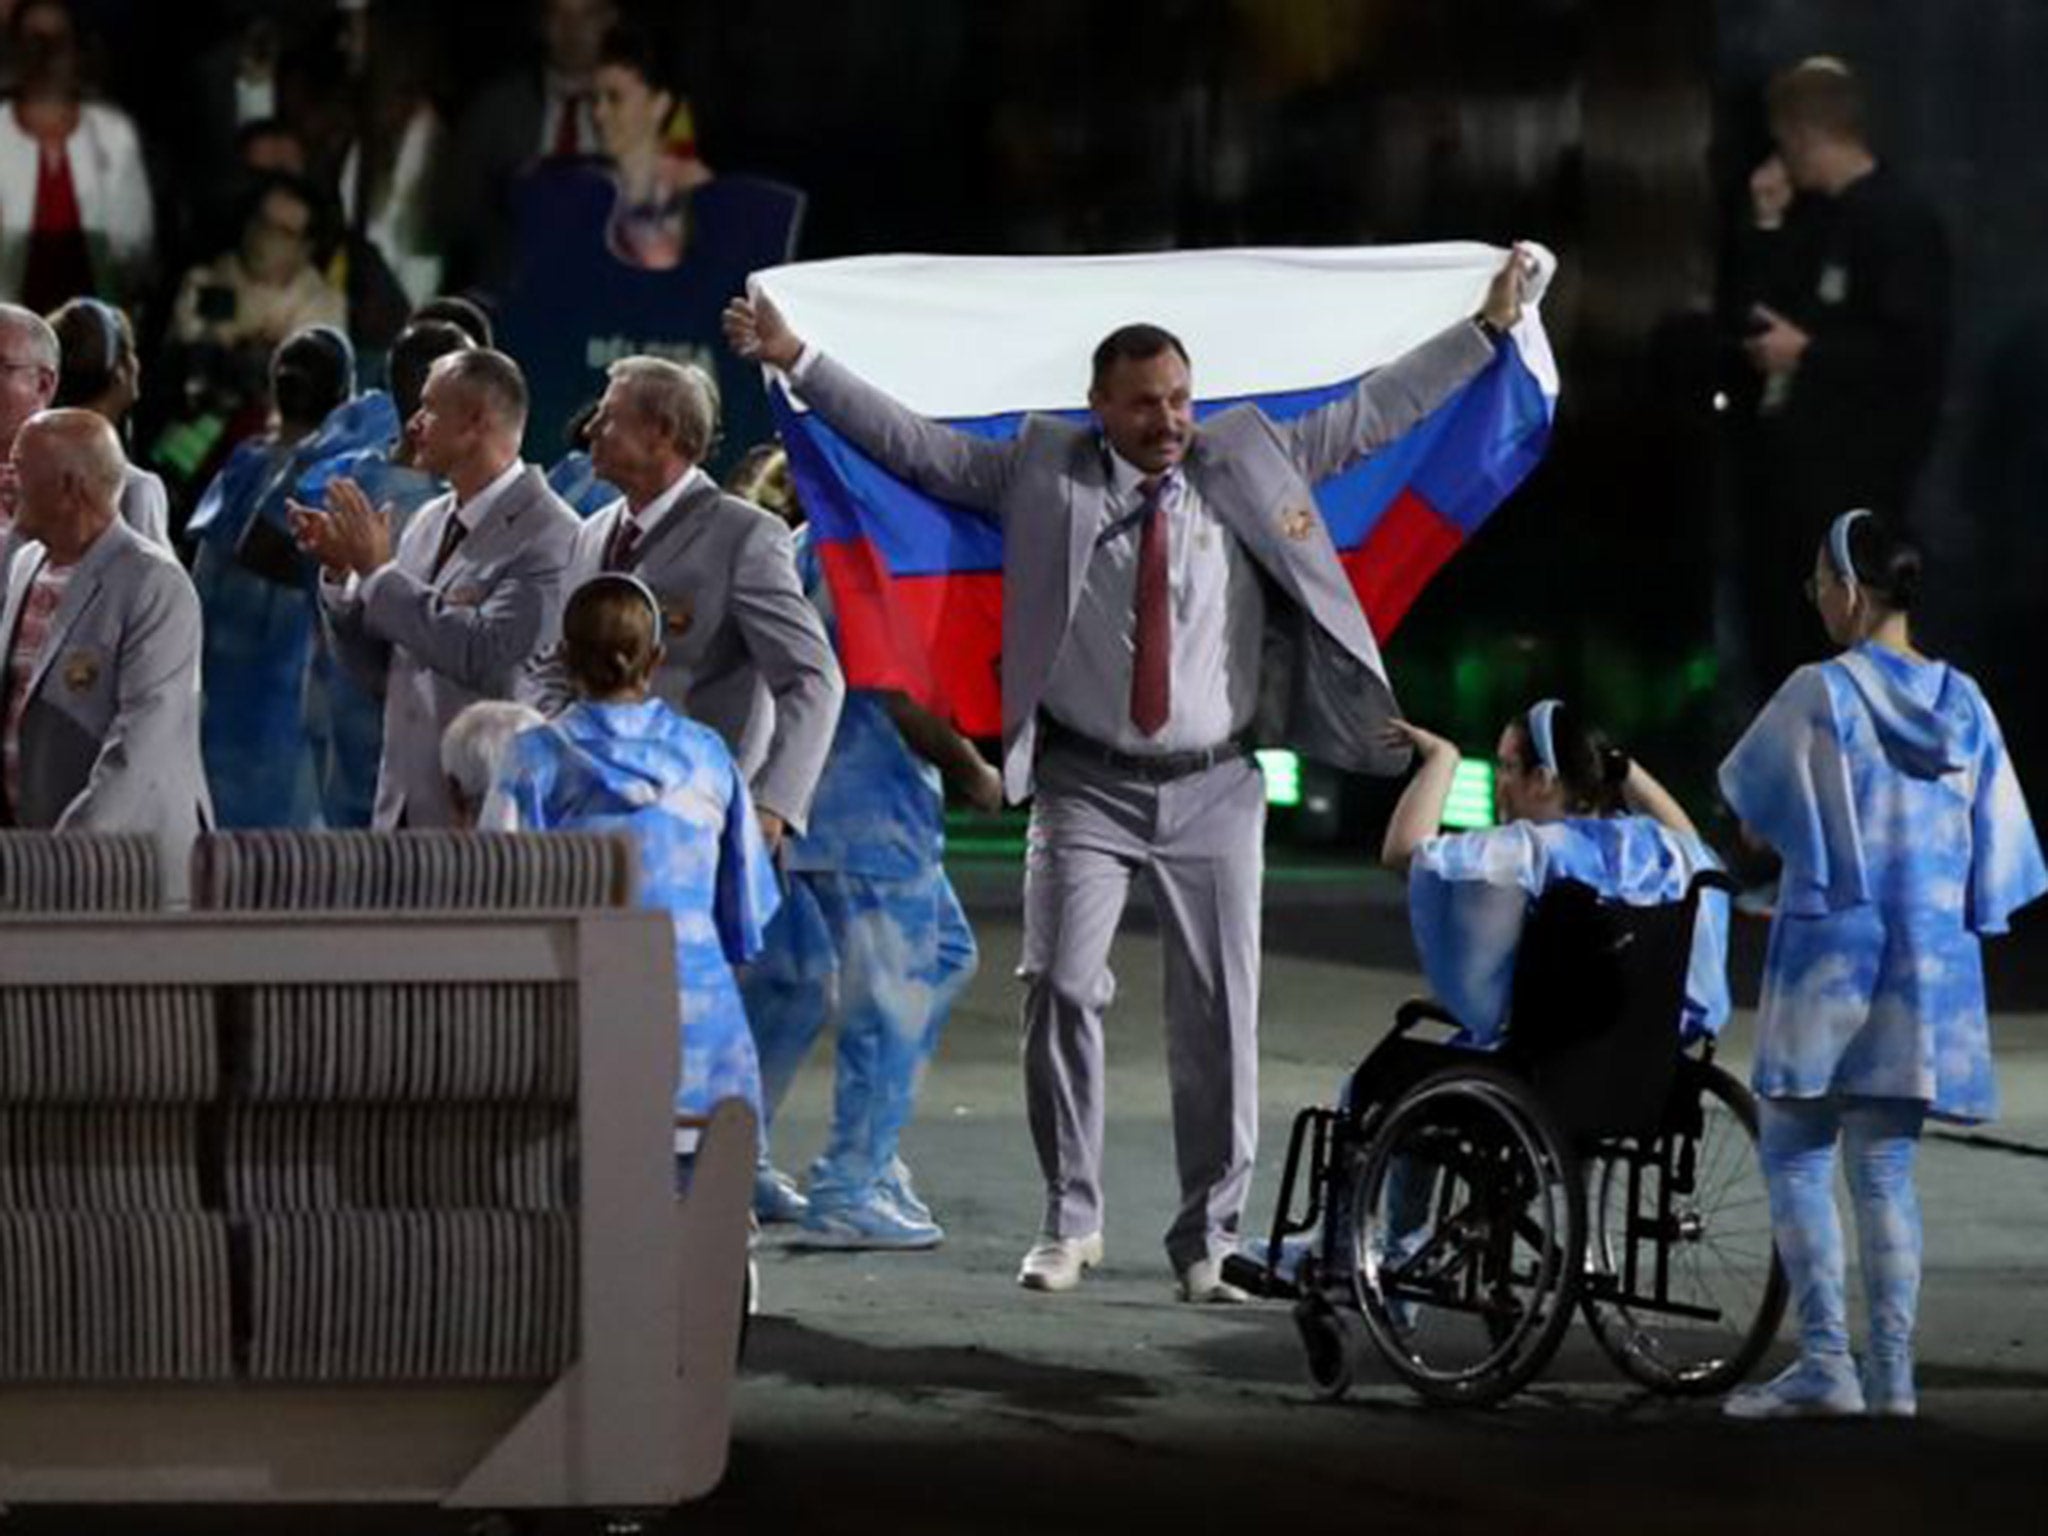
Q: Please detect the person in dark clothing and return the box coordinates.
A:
[1728,58,1949,703]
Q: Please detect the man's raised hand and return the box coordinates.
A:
[722,292,804,372]
[1480,244,1536,333]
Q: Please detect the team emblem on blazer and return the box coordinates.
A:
[662,601,694,638]
[444,584,485,608]
[1280,505,1318,542]
[61,650,101,691]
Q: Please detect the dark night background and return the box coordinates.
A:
[55,0,2048,821]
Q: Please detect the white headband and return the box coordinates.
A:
[1826,508,1872,592]
[1526,698,1563,779]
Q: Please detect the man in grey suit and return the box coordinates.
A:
[0,410,210,902]
[525,355,842,847]
[0,304,58,537]
[724,250,1530,1301]
[290,348,579,829]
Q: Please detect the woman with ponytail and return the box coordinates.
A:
[482,574,780,1167]
[47,296,168,548]
[1380,700,1731,1049]
[1717,510,2046,1419]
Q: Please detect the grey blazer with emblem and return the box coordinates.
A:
[789,318,1498,801]
[322,463,578,829]
[0,517,212,901]
[524,476,844,834]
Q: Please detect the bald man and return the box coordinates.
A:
[292,347,577,828]
[0,410,211,902]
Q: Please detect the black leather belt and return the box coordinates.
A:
[1039,717,1248,782]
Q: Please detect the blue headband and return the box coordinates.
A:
[1526,698,1563,779]
[1826,508,1872,592]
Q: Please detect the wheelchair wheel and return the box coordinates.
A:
[1582,1061,1787,1395]
[1344,1066,1585,1406]
[1294,1294,1358,1401]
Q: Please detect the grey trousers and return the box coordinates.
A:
[1019,743,1265,1272]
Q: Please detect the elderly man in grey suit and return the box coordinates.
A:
[0,409,209,902]
[0,303,167,554]
[290,348,579,829]
[525,355,842,847]
[725,249,1531,1301]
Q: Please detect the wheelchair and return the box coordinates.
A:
[1225,870,1787,1407]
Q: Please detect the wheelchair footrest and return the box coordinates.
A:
[1221,1252,1295,1300]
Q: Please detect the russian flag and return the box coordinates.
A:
[756,243,1559,738]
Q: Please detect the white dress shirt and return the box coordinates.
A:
[1041,446,1265,754]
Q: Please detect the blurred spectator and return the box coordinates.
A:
[0,0,153,311]
[336,4,446,306]
[47,295,167,546]
[444,0,619,292]
[411,292,494,349]
[544,394,619,516]
[591,22,711,271]
[186,322,356,828]
[238,116,310,178]
[169,172,345,379]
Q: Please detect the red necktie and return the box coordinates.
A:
[1129,476,1171,736]
[604,513,642,572]
[552,92,588,158]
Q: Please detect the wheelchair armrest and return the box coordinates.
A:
[1393,998,1466,1038]
[1688,869,1739,899]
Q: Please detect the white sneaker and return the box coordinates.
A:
[1862,1354,1918,1419]
[1017,1232,1104,1292]
[1723,1354,1867,1419]
[1176,1256,1251,1305]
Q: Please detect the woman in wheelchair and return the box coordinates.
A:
[1243,697,1772,1407]
[1717,511,2047,1420]
[1381,698,1729,1048]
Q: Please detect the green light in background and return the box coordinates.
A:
[1441,757,1496,830]
[1257,749,1301,808]
[1684,649,1720,695]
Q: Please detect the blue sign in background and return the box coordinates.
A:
[498,165,806,479]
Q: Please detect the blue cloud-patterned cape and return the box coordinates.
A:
[485,699,781,1118]
[1408,815,1732,1048]
[1720,644,2047,1122]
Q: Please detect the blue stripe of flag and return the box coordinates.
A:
[770,343,1549,580]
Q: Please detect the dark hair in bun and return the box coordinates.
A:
[1837,513,1922,613]
[1512,700,1630,817]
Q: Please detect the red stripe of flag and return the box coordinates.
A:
[1343,488,1465,637]
[819,539,1005,736]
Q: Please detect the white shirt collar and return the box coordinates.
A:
[452,459,527,534]
[1105,446,1179,504]
[623,465,708,537]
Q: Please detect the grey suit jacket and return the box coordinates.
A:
[0,518,212,901]
[323,463,578,829]
[524,477,844,833]
[791,318,1498,800]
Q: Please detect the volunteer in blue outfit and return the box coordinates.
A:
[1380,699,1730,1046]
[485,573,780,1145]
[293,318,471,827]
[1717,510,2046,1420]
[187,324,361,827]
[733,448,1001,1249]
